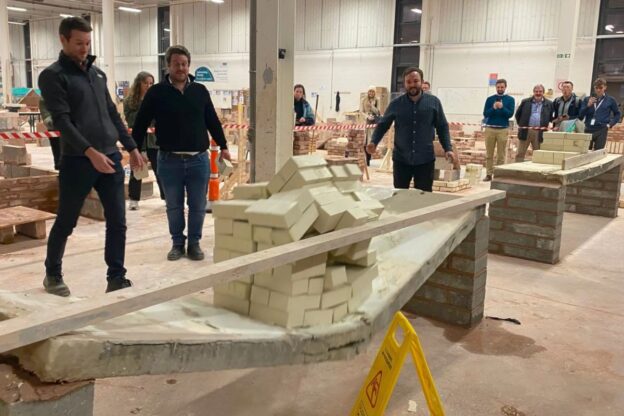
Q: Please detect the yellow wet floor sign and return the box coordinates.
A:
[350,312,445,416]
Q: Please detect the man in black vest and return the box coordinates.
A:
[39,17,145,296]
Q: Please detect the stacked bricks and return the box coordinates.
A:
[452,137,475,153]
[607,124,624,143]
[432,179,470,193]
[79,179,154,221]
[293,131,312,156]
[464,163,482,185]
[404,208,488,327]
[565,164,623,218]
[459,149,486,166]
[345,129,367,172]
[489,180,565,264]
[324,156,360,166]
[211,155,384,328]
[2,145,32,167]
[326,137,348,157]
[532,132,591,165]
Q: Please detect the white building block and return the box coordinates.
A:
[215,235,257,253]
[213,280,252,300]
[269,292,321,312]
[245,199,302,229]
[249,302,304,328]
[232,182,270,200]
[250,285,270,305]
[281,167,334,192]
[212,200,255,220]
[335,249,377,267]
[321,285,352,309]
[532,150,555,164]
[324,265,348,290]
[292,252,328,280]
[267,173,287,195]
[213,248,230,263]
[214,292,250,315]
[214,218,234,235]
[232,221,253,240]
[253,226,273,244]
[336,207,370,230]
[334,180,363,193]
[257,243,275,251]
[329,165,350,181]
[347,264,378,297]
[308,277,324,295]
[278,155,328,182]
[332,303,349,323]
[303,309,334,326]
[269,188,314,210]
[309,186,347,206]
[344,164,363,179]
[333,239,371,259]
[313,197,354,233]
[254,270,309,295]
[271,203,319,244]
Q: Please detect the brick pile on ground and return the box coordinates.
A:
[211,155,383,328]
[293,131,312,156]
[432,178,470,193]
[326,137,348,157]
[464,163,482,185]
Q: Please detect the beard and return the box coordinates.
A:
[407,87,421,97]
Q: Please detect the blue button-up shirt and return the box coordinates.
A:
[371,93,452,166]
[529,99,543,127]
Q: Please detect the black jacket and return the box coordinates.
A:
[132,75,227,152]
[515,97,554,141]
[552,94,581,122]
[38,52,136,156]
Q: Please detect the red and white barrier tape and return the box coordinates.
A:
[0,131,60,140]
[221,123,378,131]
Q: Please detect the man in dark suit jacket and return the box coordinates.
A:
[514,84,554,162]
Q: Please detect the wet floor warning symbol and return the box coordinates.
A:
[366,371,382,408]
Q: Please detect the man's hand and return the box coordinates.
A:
[588,97,597,106]
[129,149,146,171]
[366,142,377,155]
[220,149,232,161]
[493,101,503,110]
[299,117,306,123]
[85,147,115,174]
[446,151,459,169]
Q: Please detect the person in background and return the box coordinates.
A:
[514,84,554,162]
[482,79,515,181]
[294,84,315,126]
[39,17,144,296]
[552,80,581,131]
[132,45,230,262]
[422,81,431,94]
[367,67,457,192]
[124,71,164,210]
[579,78,621,150]
[360,85,381,166]
[38,97,61,170]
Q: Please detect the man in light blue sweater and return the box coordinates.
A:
[482,79,515,181]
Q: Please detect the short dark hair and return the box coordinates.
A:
[496,79,507,86]
[165,45,191,65]
[593,78,607,88]
[402,67,424,80]
[59,17,92,39]
[562,80,574,88]
[422,81,431,87]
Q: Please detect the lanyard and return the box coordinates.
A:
[594,97,606,111]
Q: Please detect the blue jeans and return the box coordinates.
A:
[45,152,127,280]
[157,151,209,246]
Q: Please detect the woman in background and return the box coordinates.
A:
[293,84,315,126]
[124,71,164,210]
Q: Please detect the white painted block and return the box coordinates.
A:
[532,150,555,165]
[313,197,354,233]
[332,303,349,323]
[329,165,350,181]
[232,182,269,200]
[254,270,309,295]
[333,239,371,259]
[253,226,273,244]
[282,167,334,192]
[212,200,255,220]
[257,243,275,251]
[269,188,314,210]
[336,207,370,230]
[213,280,252,300]
[267,173,286,195]
[278,155,328,182]
[269,292,321,312]
[308,277,324,295]
[232,221,253,240]
[271,203,319,244]
[245,199,302,229]
[335,249,377,267]
[213,248,230,263]
[321,285,352,309]
[303,309,334,326]
[292,252,328,280]
[334,180,363,193]
[249,302,304,328]
[347,295,365,314]
[214,218,234,235]
[324,265,348,290]
[344,164,363,179]
[250,285,270,305]
[213,292,250,315]
[215,235,257,253]
[347,264,378,296]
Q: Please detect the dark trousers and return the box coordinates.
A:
[50,137,61,170]
[393,159,435,192]
[588,126,609,150]
[45,152,127,280]
[128,148,164,201]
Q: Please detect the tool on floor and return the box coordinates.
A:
[350,311,445,416]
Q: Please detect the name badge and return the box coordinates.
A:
[590,119,595,126]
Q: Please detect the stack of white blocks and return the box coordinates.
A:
[464,163,482,186]
[212,155,384,328]
[532,132,591,165]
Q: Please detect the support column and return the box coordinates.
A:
[0,361,94,416]
[553,0,581,89]
[0,0,12,105]
[488,179,565,264]
[250,0,295,182]
[403,207,489,327]
[101,0,116,99]
[565,164,623,218]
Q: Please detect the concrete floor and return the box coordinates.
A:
[1,145,623,415]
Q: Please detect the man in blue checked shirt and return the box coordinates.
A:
[366,67,457,192]
[579,78,621,150]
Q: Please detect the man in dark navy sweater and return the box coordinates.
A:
[39,17,145,296]
[132,45,230,261]
[367,67,456,192]
[579,78,621,150]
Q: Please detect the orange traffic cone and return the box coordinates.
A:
[206,139,220,213]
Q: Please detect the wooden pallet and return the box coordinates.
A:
[0,206,56,244]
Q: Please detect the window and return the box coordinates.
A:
[391,0,423,93]
[593,0,624,105]
[157,6,171,82]
[598,0,624,35]
[24,22,32,88]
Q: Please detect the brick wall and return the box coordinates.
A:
[0,175,59,213]
[565,164,623,218]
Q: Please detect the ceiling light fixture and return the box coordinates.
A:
[118,6,141,13]
[617,31,624,34]
[211,0,225,4]
[7,6,28,12]
[9,21,26,25]
[60,14,74,18]
[605,24,614,32]
[164,28,171,32]
[411,8,422,14]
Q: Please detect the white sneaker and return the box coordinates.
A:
[128,200,139,210]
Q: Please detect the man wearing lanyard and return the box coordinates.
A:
[366,67,457,192]
[579,78,621,150]
[132,45,230,261]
